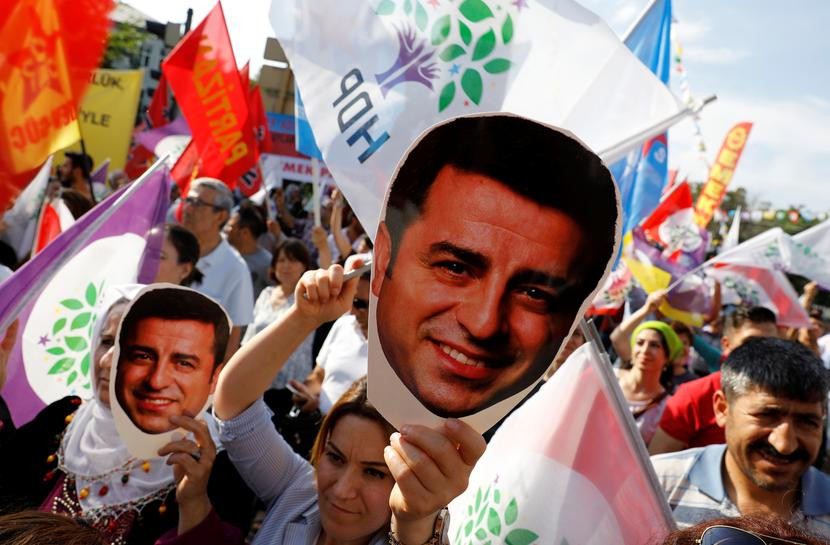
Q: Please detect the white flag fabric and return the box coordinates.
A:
[707,264,810,329]
[448,342,674,545]
[270,0,682,230]
[711,227,830,289]
[721,206,741,252]
[0,155,53,260]
[792,220,830,289]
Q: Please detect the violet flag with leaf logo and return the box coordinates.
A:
[0,167,170,426]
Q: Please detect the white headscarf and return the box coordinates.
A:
[59,284,175,519]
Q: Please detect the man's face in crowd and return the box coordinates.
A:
[182,186,226,237]
[373,165,588,417]
[716,388,825,492]
[115,317,221,434]
[223,212,244,247]
[722,321,779,356]
[58,158,74,184]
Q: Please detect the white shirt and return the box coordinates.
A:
[317,314,368,414]
[818,333,830,370]
[193,238,254,326]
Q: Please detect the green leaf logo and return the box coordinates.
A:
[41,281,105,393]
[375,0,518,112]
[453,483,539,545]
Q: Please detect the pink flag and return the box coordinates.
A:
[448,342,675,545]
[588,264,632,316]
[707,264,810,328]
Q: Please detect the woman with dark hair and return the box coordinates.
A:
[658,516,828,545]
[242,239,313,390]
[214,263,486,545]
[155,224,204,287]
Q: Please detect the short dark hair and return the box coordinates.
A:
[65,151,93,179]
[384,115,616,307]
[670,321,693,344]
[164,224,204,287]
[270,238,311,283]
[722,305,777,335]
[235,204,267,238]
[119,287,230,370]
[721,337,830,404]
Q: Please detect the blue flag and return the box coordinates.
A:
[294,88,323,160]
[611,0,672,236]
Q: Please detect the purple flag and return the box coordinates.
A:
[0,167,171,425]
[134,116,191,156]
[90,158,110,185]
[629,229,711,317]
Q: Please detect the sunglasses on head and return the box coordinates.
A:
[697,525,805,545]
[352,297,369,310]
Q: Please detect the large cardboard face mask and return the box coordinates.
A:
[110,284,231,459]
[368,113,621,432]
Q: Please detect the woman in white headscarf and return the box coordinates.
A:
[0,285,250,544]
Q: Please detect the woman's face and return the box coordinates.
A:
[316,414,394,543]
[274,250,306,291]
[155,235,192,285]
[93,305,126,407]
[632,329,668,372]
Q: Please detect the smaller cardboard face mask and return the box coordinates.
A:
[368,113,621,432]
[110,283,231,459]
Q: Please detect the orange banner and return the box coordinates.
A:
[0,0,112,210]
[694,122,753,227]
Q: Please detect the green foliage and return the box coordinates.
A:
[102,23,148,69]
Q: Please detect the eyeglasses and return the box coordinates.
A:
[697,525,805,545]
[184,196,223,211]
[352,297,369,310]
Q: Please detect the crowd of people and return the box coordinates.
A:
[0,147,829,545]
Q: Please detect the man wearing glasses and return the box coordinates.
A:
[650,337,830,538]
[181,177,254,355]
[289,269,371,415]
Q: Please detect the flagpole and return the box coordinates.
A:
[0,156,170,334]
[579,318,678,530]
[598,95,717,165]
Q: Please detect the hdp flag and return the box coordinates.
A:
[162,2,254,187]
[609,0,673,236]
[0,166,170,426]
[294,88,324,160]
[710,226,830,290]
[640,181,709,266]
[0,0,112,211]
[270,0,681,231]
[449,342,674,544]
[622,229,711,326]
[707,264,810,329]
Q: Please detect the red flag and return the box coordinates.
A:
[239,61,250,91]
[640,181,708,264]
[146,72,172,128]
[161,3,253,188]
[170,140,201,192]
[233,84,269,196]
[33,197,74,254]
[0,0,112,210]
[448,343,674,544]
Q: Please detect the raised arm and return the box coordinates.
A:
[214,264,359,420]
[610,289,667,362]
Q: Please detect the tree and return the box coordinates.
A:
[102,22,148,68]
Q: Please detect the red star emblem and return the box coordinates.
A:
[7,11,65,111]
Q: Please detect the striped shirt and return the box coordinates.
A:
[218,400,387,545]
[650,444,830,539]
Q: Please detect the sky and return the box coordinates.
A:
[128,0,830,212]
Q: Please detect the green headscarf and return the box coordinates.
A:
[630,320,683,362]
